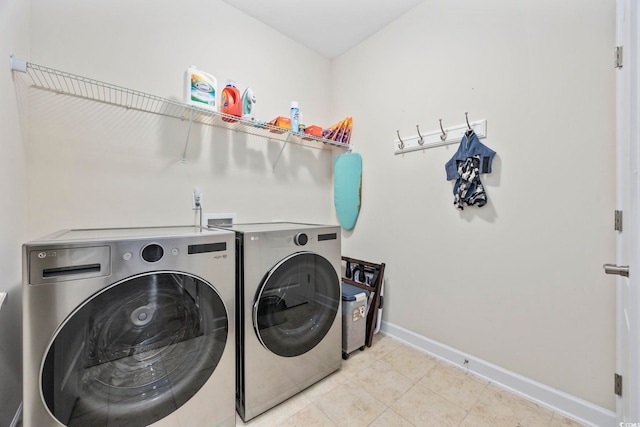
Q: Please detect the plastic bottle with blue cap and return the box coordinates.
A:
[290,101,299,133]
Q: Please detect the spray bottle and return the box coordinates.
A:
[290,101,300,133]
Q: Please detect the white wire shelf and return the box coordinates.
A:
[10,57,350,166]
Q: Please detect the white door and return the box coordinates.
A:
[610,0,640,421]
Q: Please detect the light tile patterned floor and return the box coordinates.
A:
[237,334,586,427]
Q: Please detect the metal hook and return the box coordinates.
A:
[465,112,471,130]
[396,130,405,149]
[416,125,424,145]
[439,119,447,141]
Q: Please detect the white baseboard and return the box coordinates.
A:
[380,321,616,427]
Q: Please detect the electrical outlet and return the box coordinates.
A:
[192,188,202,210]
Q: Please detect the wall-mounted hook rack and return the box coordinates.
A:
[394,119,487,155]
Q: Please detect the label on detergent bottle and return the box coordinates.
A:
[221,90,230,109]
[190,74,216,107]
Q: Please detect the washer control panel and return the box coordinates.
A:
[28,245,111,285]
[141,243,164,263]
[293,233,308,246]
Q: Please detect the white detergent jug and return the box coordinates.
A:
[184,65,218,112]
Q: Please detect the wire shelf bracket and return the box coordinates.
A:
[272,132,292,171]
[182,108,195,163]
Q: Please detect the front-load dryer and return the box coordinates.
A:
[222,222,342,422]
[23,226,235,427]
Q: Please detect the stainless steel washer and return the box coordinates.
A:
[23,226,235,427]
[222,222,342,422]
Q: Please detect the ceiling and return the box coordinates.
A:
[221,0,425,59]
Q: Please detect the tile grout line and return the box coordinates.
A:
[455,379,491,427]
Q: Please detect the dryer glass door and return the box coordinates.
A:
[41,272,228,427]
[253,252,340,357]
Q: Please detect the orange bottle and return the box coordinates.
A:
[221,80,242,122]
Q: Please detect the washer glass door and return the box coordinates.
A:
[253,252,340,357]
[41,272,228,427]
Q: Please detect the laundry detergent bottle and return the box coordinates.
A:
[220,80,242,122]
[184,65,218,112]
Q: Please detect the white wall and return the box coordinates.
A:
[333,0,616,410]
[25,0,337,239]
[0,0,29,424]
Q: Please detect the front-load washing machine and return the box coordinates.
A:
[23,226,235,427]
[221,222,342,422]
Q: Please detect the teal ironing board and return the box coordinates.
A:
[334,152,362,230]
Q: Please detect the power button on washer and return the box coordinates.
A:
[294,233,308,246]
